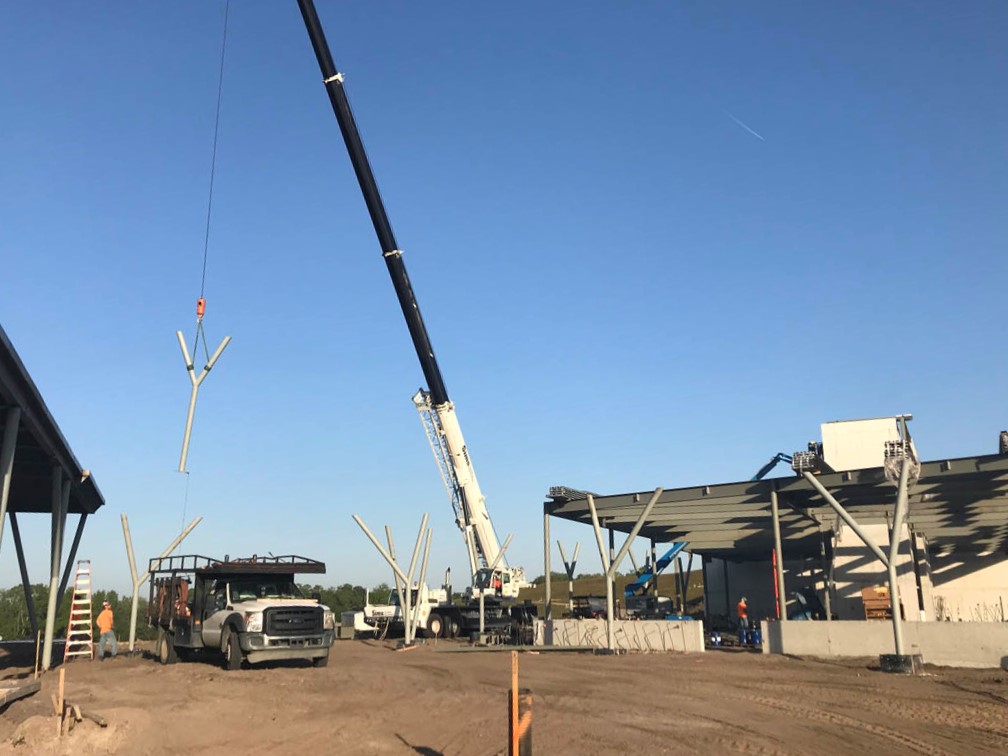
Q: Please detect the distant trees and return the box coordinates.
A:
[297,583,392,615]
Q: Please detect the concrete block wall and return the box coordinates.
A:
[545,619,705,653]
[761,619,1008,669]
[930,551,1008,622]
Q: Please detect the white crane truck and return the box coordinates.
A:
[296,0,534,640]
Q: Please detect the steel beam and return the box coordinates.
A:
[770,489,787,622]
[55,513,88,611]
[819,527,832,621]
[802,472,889,566]
[543,511,551,621]
[0,406,21,551]
[176,330,231,473]
[42,471,69,670]
[8,512,37,637]
[888,458,911,657]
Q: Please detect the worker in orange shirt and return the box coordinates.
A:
[96,600,117,660]
[737,596,749,630]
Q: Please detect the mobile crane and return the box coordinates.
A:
[296,1,528,601]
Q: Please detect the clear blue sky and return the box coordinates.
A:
[2,2,1005,593]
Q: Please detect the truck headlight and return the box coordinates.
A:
[323,610,335,630]
[244,611,263,633]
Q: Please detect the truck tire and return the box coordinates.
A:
[157,629,177,665]
[426,613,444,638]
[223,628,243,671]
[447,617,460,639]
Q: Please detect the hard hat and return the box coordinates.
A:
[103,600,111,606]
[741,596,747,603]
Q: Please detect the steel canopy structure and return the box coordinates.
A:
[0,322,105,669]
[545,452,1008,561]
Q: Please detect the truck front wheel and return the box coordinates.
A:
[223,629,243,671]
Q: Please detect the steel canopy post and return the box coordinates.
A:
[770,489,787,622]
[543,511,551,622]
[819,528,833,622]
[8,512,38,637]
[176,331,231,473]
[888,458,911,657]
[42,471,69,670]
[0,406,21,551]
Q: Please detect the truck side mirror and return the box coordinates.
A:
[215,594,226,611]
[311,592,322,602]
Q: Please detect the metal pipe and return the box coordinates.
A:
[0,406,22,551]
[888,458,911,657]
[352,515,409,585]
[124,514,202,651]
[803,472,889,567]
[56,514,88,610]
[770,489,787,622]
[410,528,433,638]
[403,514,430,645]
[628,548,639,574]
[177,331,232,472]
[385,525,406,620]
[543,512,551,621]
[42,471,69,670]
[9,512,38,637]
[819,528,832,622]
[609,488,663,576]
[650,539,658,600]
[585,495,614,650]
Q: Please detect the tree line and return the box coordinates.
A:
[0,582,394,641]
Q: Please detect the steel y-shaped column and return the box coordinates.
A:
[176,331,231,472]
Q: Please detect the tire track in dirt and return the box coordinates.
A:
[725,691,949,755]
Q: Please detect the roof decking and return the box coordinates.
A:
[546,453,1008,560]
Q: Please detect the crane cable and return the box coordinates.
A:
[183,0,230,529]
[191,0,231,366]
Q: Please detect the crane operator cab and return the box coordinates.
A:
[473,567,512,599]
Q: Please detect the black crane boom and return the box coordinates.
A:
[297,0,449,406]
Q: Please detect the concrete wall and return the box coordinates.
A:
[545,619,705,653]
[930,551,1008,622]
[761,619,1008,669]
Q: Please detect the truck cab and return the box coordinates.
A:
[148,555,336,670]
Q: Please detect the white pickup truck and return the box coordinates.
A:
[148,555,336,670]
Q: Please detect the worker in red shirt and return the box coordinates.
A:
[96,600,117,660]
[737,596,749,630]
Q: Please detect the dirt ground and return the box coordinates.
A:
[1,640,1006,755]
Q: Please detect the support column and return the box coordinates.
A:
[42,470,69,670]
[0,407,22,551]
[9,512,38,637]
[770,489,787,622]
[819,528,832,621]
[724,559,732,619]
[543,511,551,621]
[649,539,658,600]
[588,489,662,652]
[888,459,911,657]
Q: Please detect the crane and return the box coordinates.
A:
[296,0,527,598]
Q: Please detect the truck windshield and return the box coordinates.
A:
[229,580,303,601]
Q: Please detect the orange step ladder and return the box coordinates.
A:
[64,561,94,662]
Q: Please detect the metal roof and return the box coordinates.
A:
[0,324,104,515]
[545,452,1008,560]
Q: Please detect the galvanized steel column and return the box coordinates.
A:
[8,512,37,636]
[770,489,787,621]
[42,469,69,670]
[887,458,911,657]
[543,511,551,621]
[819,529,833,621]
[0,407,22,551]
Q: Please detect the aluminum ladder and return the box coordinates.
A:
[64,560,94,661]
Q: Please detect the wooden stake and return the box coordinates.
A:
[509,651,519,756]
[56,667,65,737]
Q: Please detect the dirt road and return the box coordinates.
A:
[1,641,1006,754]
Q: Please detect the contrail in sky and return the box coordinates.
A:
[725,111,765,141]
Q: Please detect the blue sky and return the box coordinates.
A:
[2,2,1005,593]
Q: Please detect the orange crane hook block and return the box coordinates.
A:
[196,298,206,319]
